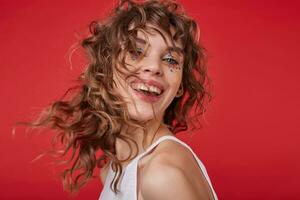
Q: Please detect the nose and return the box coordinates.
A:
[141,59,163,76]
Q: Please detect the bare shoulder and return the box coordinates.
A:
[140,140,214,200]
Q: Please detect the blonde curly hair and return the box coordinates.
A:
[19,0,212,195]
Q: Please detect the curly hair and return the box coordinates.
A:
[19,0,212,195]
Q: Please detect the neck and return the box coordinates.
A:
[115,118,174,162]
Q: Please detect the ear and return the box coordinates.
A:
[175,83,183,98]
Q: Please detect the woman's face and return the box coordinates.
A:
[113,24,184,123]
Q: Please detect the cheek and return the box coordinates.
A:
[165,68,183,86]
[124,54,140,71]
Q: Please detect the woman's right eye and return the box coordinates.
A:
[129,47,143,60]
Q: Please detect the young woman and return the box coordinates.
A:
[24,0,218,199]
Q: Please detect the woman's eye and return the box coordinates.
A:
[135,47,143,55]
[129,47,143,60]
[163,55,179,66]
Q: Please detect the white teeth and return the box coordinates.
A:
[131,82,162,95]
[139,84,148,91]
[149,86,160,94]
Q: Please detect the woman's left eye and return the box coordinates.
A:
[163,55,179,65]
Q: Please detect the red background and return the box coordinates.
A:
[1,0,299,199]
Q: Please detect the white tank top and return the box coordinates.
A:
[99,135,218,200]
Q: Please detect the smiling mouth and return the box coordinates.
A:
[134,88,162,96]
[130,82,164,96]
[130,83,165,103]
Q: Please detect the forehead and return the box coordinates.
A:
[135,24,183,51]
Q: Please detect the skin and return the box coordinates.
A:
[101,24,214,200]
[114,25,183,125]
[112,23,184,158]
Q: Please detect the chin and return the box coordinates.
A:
[128,106,160,122]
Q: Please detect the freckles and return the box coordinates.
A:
[168,66,182,73]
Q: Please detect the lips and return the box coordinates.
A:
[130,79,165,92]
[129,78,165,103]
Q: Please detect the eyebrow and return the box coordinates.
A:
[136,37,147,45]
[135,37,184,55]
[167,46,184,55]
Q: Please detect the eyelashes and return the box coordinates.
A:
[128,48,181,68]
[163,53,179,66]
[129,47,144,60]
